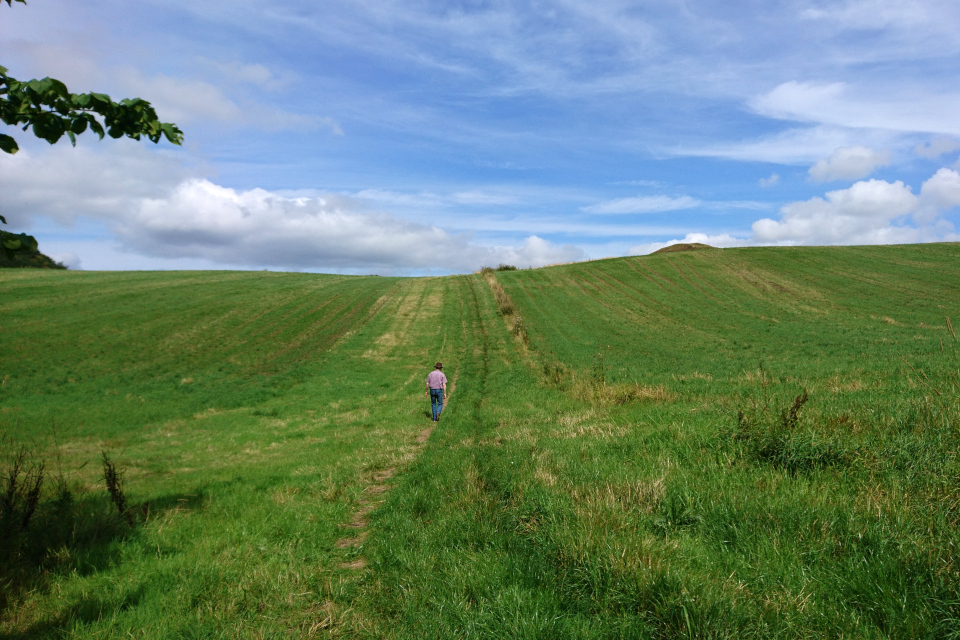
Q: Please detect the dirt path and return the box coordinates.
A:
[332,278,465,570]
[332,421,435,569]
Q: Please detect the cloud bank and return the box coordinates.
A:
[808,146,891,182]
[0,146,582,273]
[631,168,960,253]
[117,179,581,271]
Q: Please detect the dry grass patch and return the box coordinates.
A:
[573,380,676,406]
[571,477,665,514]
[272,486,302,505]
[826,375,865,393]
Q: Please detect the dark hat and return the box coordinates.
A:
[435,362,443,369]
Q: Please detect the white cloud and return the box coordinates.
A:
[753,179,917,244]
[50,251,81,270]
[0,146,582,273]
[752,170,960,244]
[115,70,245,125]
[800,0,932,30]
[583,195,701,214]
[915,137,960,159]
[115,180,583,271]
[751,81,960,136]
[674,125,897,164]
[917,167,960,222]
[759,173,780,187]
[3,39,326,132]
[808,146,891,182]
[116,68,333,132]
[0,144,194,227]
[198,58,297,91]
[641,168,960,250]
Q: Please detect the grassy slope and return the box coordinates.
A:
[0,271,462,636]
[2,244,959,638]
[353,244,960,639]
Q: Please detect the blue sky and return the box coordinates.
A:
[3,0,960,273]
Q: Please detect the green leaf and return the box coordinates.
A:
[89,119,105,138]
[0,133,18,154]
[160,122,184,145]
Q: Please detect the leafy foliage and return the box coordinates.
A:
[0,214,64,268]
[0,66,183,155]
[1,0,183,274]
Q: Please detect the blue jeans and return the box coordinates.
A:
[430,388,444,421]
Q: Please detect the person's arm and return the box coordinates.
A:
[425,378,430,396]
[443,381,448,399]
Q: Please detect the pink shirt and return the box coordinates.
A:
[426,370,447,389]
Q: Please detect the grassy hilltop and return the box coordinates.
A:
[1,244,959,638]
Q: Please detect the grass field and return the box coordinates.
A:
[2,244,959,638]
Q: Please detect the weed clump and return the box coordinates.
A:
[512,316,527,341]
[542,361,569,388]
[103,451,136,527]
[1,442,140,614]
[1,448,44,540]
[735,392,851,473]
[652,488,701,535]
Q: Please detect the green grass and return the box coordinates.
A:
[1,270,459,636]
[2,244,960,638]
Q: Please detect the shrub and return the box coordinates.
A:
[734,390,852,474]
[1,443,138,608]
[542,361,568,387]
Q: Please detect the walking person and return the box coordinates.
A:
[425,362,448,422]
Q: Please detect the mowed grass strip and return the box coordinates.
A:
[0,271,457,637]
[348,244,960,638]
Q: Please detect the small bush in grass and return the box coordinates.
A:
[542,361,569,387]
[1,443,138,612]
[496,264,518,271]
[734,389,853,473]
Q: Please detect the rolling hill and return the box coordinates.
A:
[2,244,958,638]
